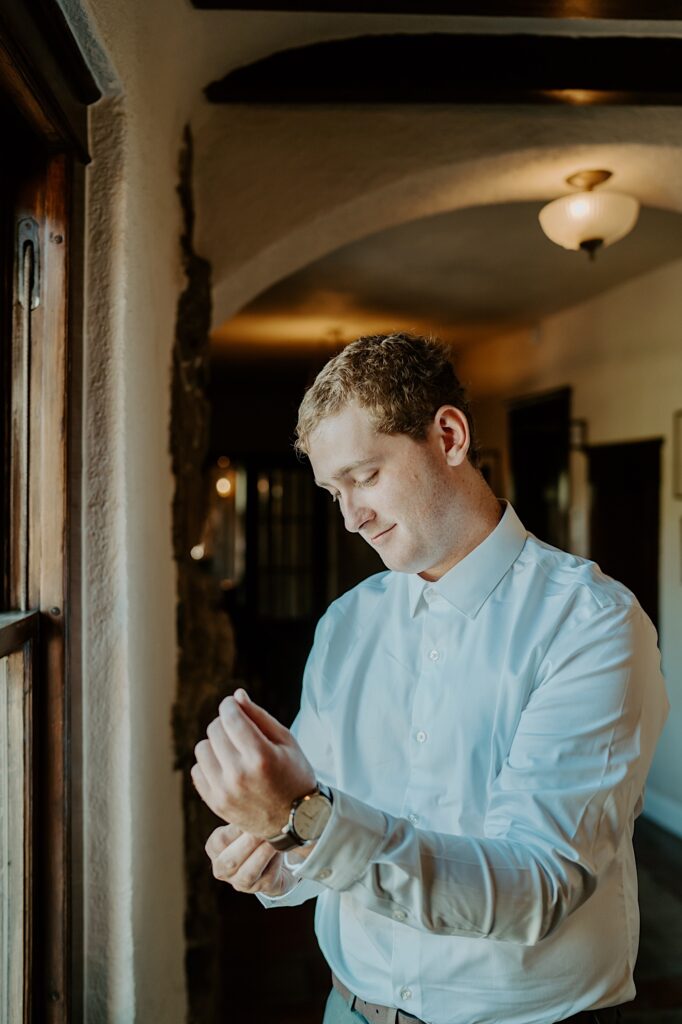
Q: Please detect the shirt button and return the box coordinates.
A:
[393,909,407,921]
[400,987,413,1001]
[316,868,332,880]
[407,813,419,825]
[428,649,440,662]
[415,729,427,744]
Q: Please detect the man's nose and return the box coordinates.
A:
[342,496,374,534]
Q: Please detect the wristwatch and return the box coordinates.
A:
[267,782,333,851]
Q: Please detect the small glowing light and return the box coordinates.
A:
[190,544,205,560]
[257,477,270,496]
[219,578,234,591]
[216,476,232,497]
[546,89,598,106]
[570,197,590,219]
[539,189,639,253]
[217,455,230,468]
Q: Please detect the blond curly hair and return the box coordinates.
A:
[294,332,478,466]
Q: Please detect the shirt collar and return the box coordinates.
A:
[407,501,527,619]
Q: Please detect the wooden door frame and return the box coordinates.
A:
[0,5,99,1022]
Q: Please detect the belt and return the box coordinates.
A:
[331,973,623,1024]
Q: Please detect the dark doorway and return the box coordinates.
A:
[508,387,571,548]
[587,439,662,628]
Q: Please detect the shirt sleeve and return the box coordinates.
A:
[292,602,670,944]
[256,610,336,911]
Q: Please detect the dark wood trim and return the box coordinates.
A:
[30,151,71,1024]
[0,1,101,160]
[206,32,682,105]
[66,154,86,1024]
[1,6,86,1020]
[0,610,39,656]
[4,116,74,1024]
[192,0,682,16]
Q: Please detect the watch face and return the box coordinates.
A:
[293,792,332,842]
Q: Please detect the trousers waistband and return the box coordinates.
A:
[330,973,623,1024]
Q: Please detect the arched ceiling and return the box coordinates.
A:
[179,4,682,338]
[211,200,682,358]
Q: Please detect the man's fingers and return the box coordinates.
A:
[194,737,223,789]
[206,717,240,774]
[205,823,242,858]
[233,689,290,744]
[212,831,263,878]
[218,695,271,754]
[225,841,280,892]
[210,832,277,890]
[257,852,287,895]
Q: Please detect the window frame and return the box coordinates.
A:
[0,6,99,1021]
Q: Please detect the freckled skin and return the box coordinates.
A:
[307,402,501,582]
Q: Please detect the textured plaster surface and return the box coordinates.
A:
[83,96,134,1022]
[75,0,205,1019]
[192,103,682,329]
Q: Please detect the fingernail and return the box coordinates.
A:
[234,688,248,702]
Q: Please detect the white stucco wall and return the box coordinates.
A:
[459,259,682,837]
[74,2,210,1019]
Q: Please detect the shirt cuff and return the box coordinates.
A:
[292,787,388,890]
[255,876,324,908]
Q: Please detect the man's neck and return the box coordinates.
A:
[419,492,504,583]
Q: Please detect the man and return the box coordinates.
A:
[192,333,669,1024]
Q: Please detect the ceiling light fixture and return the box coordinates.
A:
[538,169,640,260]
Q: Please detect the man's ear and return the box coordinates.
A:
[433,405,470,467]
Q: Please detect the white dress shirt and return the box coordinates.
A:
[258,503,669,1024]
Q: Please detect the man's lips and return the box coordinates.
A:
[370,524,396,544]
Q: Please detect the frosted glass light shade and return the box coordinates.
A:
[538,191,640,251]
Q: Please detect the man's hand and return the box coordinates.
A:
[191,689,316,838]
[205,823,295,896]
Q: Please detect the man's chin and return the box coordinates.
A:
[376,550,426,575]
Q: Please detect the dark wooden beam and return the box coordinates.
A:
[192,0,682,18]
[0,0,101,160]
[205,33,682,105]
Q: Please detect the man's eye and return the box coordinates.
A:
[357,471,378,487]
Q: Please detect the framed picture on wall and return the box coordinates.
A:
[671,411,675,499]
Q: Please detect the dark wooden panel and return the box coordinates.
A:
[192,0,682,16]
[205,33,682,105]
[0,0,100,159]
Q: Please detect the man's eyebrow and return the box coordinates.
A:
[314,457,376,488]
